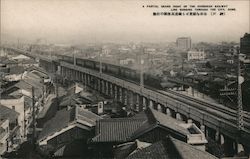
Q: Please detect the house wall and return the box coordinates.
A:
[0,96,31,141]
[47,127,93,149]
[0,120,9,155]
[187,51,206,61]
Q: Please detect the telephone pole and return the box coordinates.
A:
[237,47,244,131]
[140,47,144,89]
[32,86,37,144]
[99,50,102,74]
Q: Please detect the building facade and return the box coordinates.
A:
[176,37,192,50]
[240,33,250,58]
[0,96,32,141]
[187,50,206,61]
[0,119,9,155]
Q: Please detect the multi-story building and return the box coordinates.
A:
[0,119,9,155]
[187,50,206,61]
[0,105,20,154]
[240,33,250,58]
[176,37,192,50]
[0,96,33,141]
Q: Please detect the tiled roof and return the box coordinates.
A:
[127,138,174,159]
[92,108,192,143]
[1,81,18,90]
[149,108,190,135]
[38,107,76,141]
[38,107,101,142]
[15,80,43,97]
[59,92,98,108]
[0,105,19,123]
[92,118,146,143]
[127,136,218,159]
[1,86,20,97]
[130,108,189,140]
[114,140,152,159]
[172,137,218,159]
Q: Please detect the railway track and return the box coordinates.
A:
[101,67,250,129]
[68,57,250,129]
[164,89,250,126]
[165,89,237,117]
[7,47,250,130]
[99,70,239,125]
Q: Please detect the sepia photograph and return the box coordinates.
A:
[0,0,250,158]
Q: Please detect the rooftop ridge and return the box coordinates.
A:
[145,107,158,124]
[169,136,218,159]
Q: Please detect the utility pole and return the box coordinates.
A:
[73,49,76,66]
[32,86,37,144]
[237,47,244,131]
[53,75,59,110]
[140,47,144,89]
[181,58,184,81]
[0,74,2,105]
[99,50,102,74]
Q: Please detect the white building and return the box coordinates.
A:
[0,96,33,141]
[0,105,21,153]
[176,37,192,50]
[187,50,206,61]
[119,58,135,65]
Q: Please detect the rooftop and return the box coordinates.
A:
[149,108,191,135]
[127,136,218,159]
[8,65,25,75]
[14,80,43,97]
[26,66,48,75]
[38,106,102,142]
[92,108,204,143]
[0,57,17,65]
[59,91,104,108]
[0,105,19,123]
[92,118,146,143]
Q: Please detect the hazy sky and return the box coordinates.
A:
[1,0,250,44]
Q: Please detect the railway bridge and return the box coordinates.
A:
[2,46,250,157]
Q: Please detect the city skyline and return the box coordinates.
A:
[1,0,249,44]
